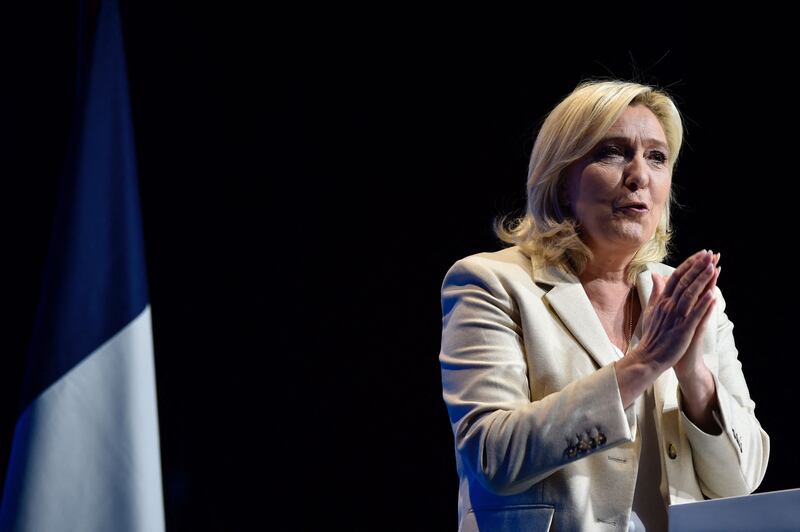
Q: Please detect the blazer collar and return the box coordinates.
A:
[532,258,656,370]
[532,257,677,412]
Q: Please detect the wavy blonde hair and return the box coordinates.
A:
[494,78,685,285]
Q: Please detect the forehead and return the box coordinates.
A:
[604,105,667,145]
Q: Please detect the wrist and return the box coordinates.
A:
[614,347,662,410]
[677,365,715,396]
[675,360,712,383]
[624,344,664,376]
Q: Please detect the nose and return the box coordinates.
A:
[623,152,649,191]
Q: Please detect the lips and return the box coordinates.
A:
[614,201,649,212]
[613,201,649,217]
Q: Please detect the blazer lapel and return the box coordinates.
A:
[531,258,677,410]
[532,259,618,369]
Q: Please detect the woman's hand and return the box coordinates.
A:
[671,252,720,379]
[630,250,720,374]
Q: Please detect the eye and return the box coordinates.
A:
[596,145,624,160]
[649,150,668,164]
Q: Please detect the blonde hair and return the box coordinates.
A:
[494,78,685,285]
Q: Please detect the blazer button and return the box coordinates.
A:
[567,447,577,458]
[667,442,677,460]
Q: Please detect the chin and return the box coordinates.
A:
[615,222,652,241]
[608,233,648,250]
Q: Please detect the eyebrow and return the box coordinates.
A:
[600,135,669,153]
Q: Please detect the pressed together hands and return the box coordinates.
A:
[616,250,722,409]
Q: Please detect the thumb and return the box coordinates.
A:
[649,272,664,305]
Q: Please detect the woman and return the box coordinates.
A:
[438,79,770,531]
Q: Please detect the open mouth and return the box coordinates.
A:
[613,205,648,215]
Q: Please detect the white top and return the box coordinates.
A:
[612,335,668,532]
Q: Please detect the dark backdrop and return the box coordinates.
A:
[1,3,797,531]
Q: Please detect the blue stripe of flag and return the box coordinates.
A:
[20,0,148,410]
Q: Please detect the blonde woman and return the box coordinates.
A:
[439,79,770,531]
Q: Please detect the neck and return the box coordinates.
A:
[576,247,640,353]
[577,249,637,288]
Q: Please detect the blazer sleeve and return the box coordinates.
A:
[676,285,770,498]
[439,256,638,497]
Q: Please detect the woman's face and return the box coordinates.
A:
[562,104,671,256]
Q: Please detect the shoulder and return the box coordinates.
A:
[440,246,533,316]
[445,246,531,279]
[441,245,532,289]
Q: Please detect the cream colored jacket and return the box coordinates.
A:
[439,246,770,531]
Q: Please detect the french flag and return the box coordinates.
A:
[0,0,166,530]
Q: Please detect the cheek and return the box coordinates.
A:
[654,176,672,203]
[649,202,668,232]
[575,171,616,205]
[648,179,671,219]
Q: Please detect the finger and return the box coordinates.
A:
[671,252,714,306]
[663,250,710,299]
[651,273,671,314]
[662,252,703,298]
[703,264,720,295]
[696,262,721,303]
[698,291,717,331]
[687,289,717,334]
[642,286,669,339]
[675,256,716,318]
[644,273,663,328]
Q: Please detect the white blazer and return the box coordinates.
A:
[438,245,770,531]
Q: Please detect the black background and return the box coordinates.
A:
[1,3,797,531]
